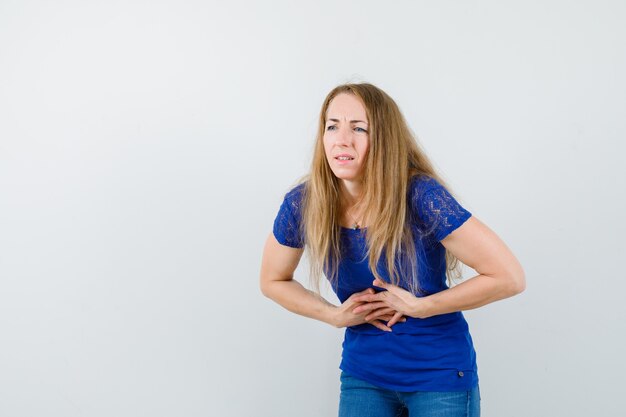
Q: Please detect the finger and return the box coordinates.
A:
[387,311,404,327]
[368,319,391,332]
[364,307,395,321]
[351,293,384,303]
[349,288,377,302]
[353,301,387,314]
[350,288,374,299]
[365,305,396,320]
[373,278,389,288]
[377,315,407,324]
[373,279,404,295]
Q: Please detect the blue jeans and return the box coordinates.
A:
[338,371,481,417]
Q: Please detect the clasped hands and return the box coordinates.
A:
[333,278,428,332]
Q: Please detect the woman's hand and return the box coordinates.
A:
[350,278,430,325]
[333,288,406,332]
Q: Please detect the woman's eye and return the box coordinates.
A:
[326,125,337,131]
[355,127,368,133]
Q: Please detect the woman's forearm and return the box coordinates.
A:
[419,273,525,318]
[262,279,339,326]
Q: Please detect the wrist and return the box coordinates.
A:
[325,304,341,328]
[410,295,433,319]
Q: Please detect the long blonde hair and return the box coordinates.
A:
[299,83,463,295]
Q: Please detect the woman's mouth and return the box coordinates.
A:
[335,156,354,164]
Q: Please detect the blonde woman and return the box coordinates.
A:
[260,83,525,417]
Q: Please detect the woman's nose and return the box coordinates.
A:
[336,127,352,146]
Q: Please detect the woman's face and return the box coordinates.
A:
[323,93,370,183]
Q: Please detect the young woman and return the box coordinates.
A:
[260,83,525,417]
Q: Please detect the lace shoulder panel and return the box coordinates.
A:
[272,183,305,248]
[409,175,472,242]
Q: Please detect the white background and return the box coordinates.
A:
[1,1,624,416]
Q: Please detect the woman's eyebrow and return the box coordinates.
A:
[327,118,368,124]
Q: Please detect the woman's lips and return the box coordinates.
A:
[335,156,354,165]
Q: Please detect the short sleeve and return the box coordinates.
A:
[272,183,305,248]
[411,176,472,242]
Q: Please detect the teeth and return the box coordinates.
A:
[337,156,353,160]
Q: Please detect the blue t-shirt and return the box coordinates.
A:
[272,175,478,392]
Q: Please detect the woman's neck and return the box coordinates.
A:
[339,180,364,208]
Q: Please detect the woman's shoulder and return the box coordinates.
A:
[279,181,308,216]
[407,174,459,217]
[408,174,441,195]
[284,181,306,202]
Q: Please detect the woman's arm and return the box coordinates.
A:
[418,215,526,317]
[351,215,526,321]
[260,233,337,324]
[260,233,402,330]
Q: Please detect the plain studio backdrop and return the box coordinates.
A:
[1,1,624,416]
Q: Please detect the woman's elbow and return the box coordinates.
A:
[259,274,289,300]
[508,268,526,296]
[260,277,274,299]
